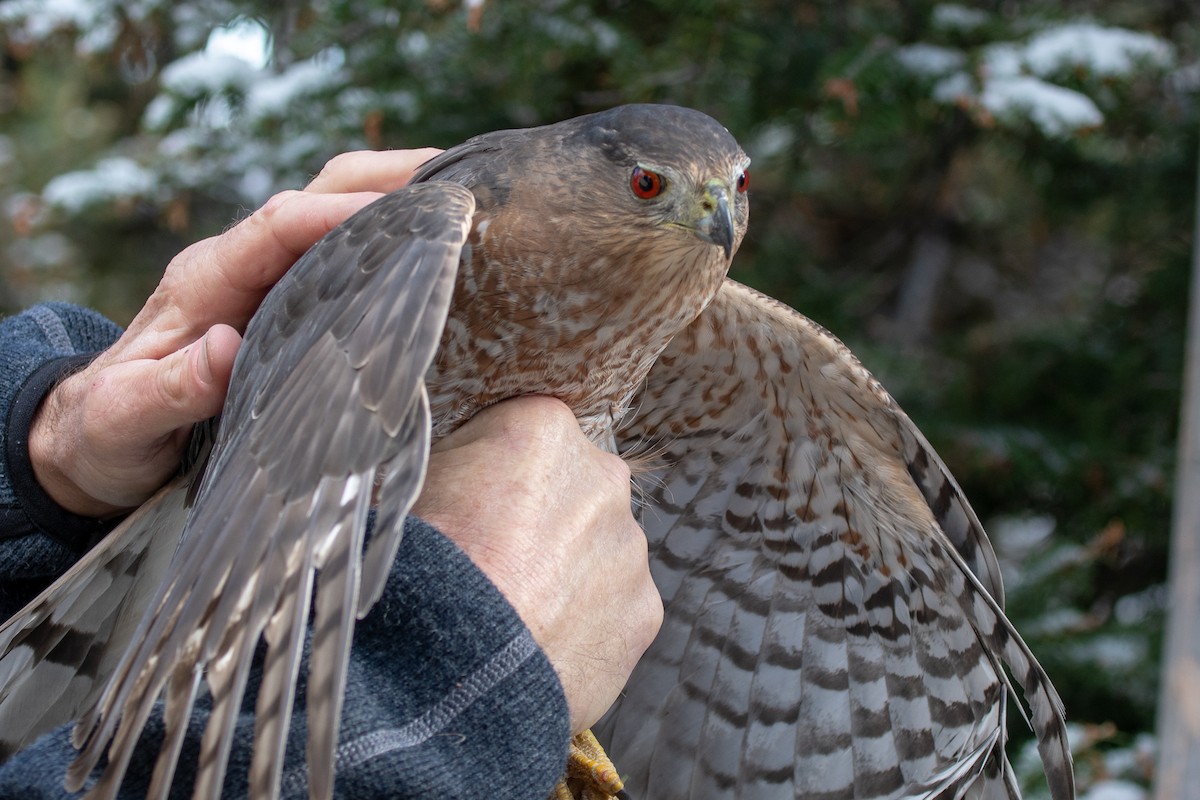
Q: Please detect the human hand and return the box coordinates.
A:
[411,396,663,734]
[28,149,442,517]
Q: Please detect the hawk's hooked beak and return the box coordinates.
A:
[695,181,736,260]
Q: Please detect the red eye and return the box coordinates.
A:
[737,170,749,193]
[631,167,664,199]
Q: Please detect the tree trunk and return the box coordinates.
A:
[1154,130,1200,799]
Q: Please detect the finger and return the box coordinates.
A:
[195,324,242,394]
[305,149,442,194]
[197,189,386,298]
[126,190,383,353]
[131,328,242,435]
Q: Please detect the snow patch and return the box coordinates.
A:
[932,4,988,33]
[895,44,966,78]
[1065,634,1147,671]
[1025,608,1087,637]
[910,21,1171,137]
[991,513,1057,555]
[1081,780,1146,800]
[932,72,974,104]
[982,42,1024,79]
[161,51,257,96]
[980,75,1103,136]
[1114,584,1167,625]
[1024,22,1174,79]
[142,94,176,131]
[750,123,795,160]
[7,232,74,269]
[237,166,276,206]
[245,51,345,121]
[42,157,157,213]
[205,17,271,70]
[0,0,102,43]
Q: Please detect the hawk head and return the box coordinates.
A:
[417,104,751,435]
[566,104,751,262]
[413,103,749,273]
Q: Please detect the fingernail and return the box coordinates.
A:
[197,333,214,385]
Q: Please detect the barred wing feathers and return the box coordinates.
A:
[63,182,473,800]
[0,476,191,761]
[599,279,1073,800]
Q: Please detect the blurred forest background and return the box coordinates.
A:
[1,1,1196,798]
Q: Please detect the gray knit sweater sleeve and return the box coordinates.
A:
[0,303,124,617]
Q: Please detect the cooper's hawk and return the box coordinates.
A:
[0,105,1074,799]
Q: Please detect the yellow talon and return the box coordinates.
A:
[551,730,625,800]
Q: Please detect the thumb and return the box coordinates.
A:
[194,323,241,401]
[29,325,244,515]
[153,324,242,427]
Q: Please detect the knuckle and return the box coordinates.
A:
[484,396,583,456]
[315,151,366,182]
[595,450,632,490]
[156,351,191,406]
[256,189,304,220]
[648,598,665,639]
[522,395,575,427]
[623,514,648,551]
[634,590,665,651]
[602,450,633,481]
[409,146,442,163]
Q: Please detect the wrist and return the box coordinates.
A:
[4,353,124,551]
[28,371,125,519]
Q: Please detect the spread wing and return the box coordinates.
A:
[53,182,474,800]
[597,280,1073,800]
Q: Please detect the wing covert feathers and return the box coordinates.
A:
[57,183,472,799]
[600,279,1073,800]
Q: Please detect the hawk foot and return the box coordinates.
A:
[550,729,626,800]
